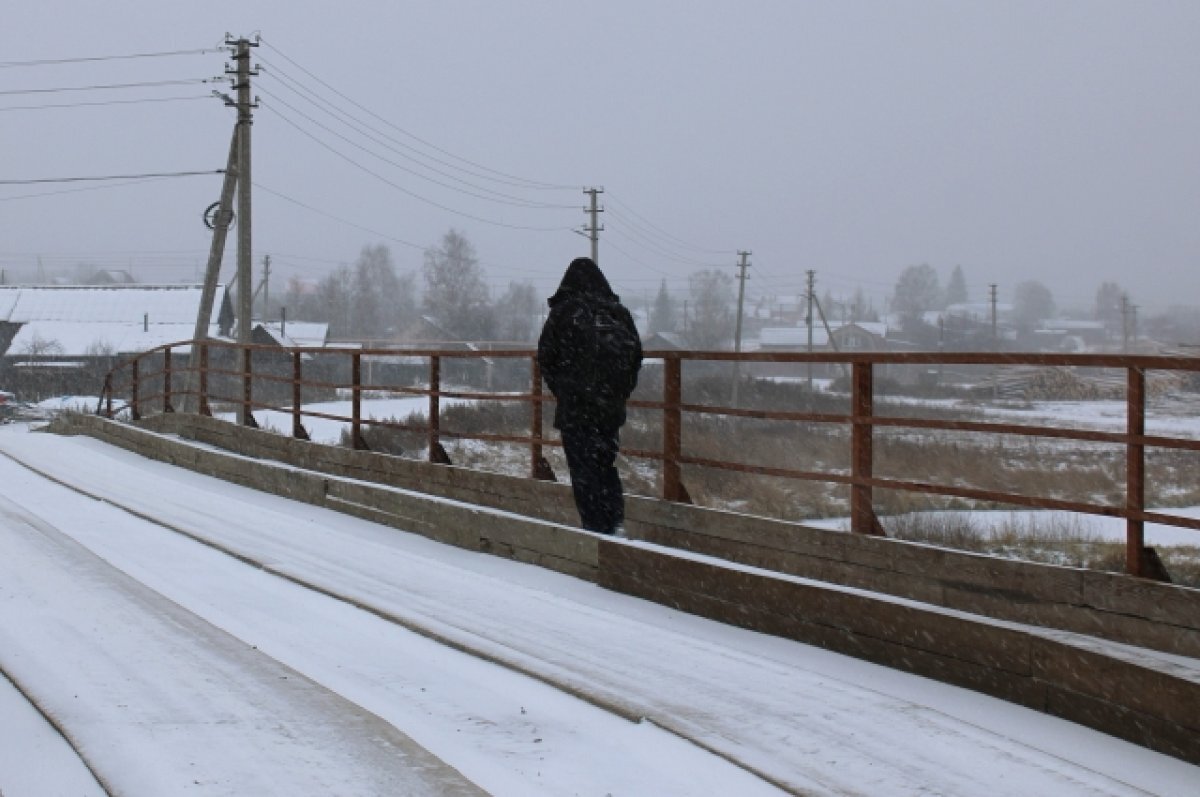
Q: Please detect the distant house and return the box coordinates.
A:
[829,321,888,351]
[91,269,137,285]
[252,321,330,349]
[0,284,234,398]
[755,321,896,380]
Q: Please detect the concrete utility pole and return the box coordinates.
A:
[582,187,604,264]
[229,35,259,425]
[260,253,271,318]
[731,250,751,408]
[989,283,998,347]
[806,269,816,393]
[185,127,240,412]
[1121,295,1131,351]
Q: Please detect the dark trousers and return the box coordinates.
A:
[560,425,624,534]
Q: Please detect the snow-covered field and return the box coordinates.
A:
[2,424,1198,795]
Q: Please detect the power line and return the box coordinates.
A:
[605,193,732,256]
[0,95,211,112]
[254,181,426,252]
[0,78,215,96]
[258,59,580,196]
[605,211,726,268]
[259,37,578,191]
[0,48,215,69]
[257,87,576,209]
[260,103,577,233]
[0,175,193,203]
[0,170,222,186]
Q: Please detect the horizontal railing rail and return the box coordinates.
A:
[98,338,1200,581]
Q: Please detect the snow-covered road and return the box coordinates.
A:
[1,424,1197,796]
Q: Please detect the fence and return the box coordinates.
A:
[98,339,1200,580]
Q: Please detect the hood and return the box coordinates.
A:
[548,257,618,306]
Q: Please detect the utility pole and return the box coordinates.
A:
[260,254,271,319]
[989,282,999,400]
[731,250,751,408]
[582,187,604,264]
[1121,295,1131,351]
[806,269,816,393]
[988,283,998,348]
[228,34,258,425]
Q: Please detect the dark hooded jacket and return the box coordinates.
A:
[537,258,642,429]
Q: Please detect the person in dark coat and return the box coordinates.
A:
[537,257,643,535]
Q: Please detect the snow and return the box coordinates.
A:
[7,319,214,356]
[1,423,1198,795]
[808,508,1200,548]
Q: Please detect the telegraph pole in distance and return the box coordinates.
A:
[261,253,271,318]
[806,269,816,394]
[731,250,751,408]
[582,187,604,264]
[988,283,998,347]
[1121,294,1131,351]
[989,282,999,400]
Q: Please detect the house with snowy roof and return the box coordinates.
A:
[0,284,234,398]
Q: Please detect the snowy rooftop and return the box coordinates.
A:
[7,321,216,357]
[0,284,225,325]
[0,285,228,357]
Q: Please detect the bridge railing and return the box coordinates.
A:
[98,340,1200,580]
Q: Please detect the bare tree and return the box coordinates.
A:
[1013,280,1056,329]
[495,280,539,342]
[685,269,735,349]
[892,264,943,321]
[422,229,493,340]
[649,279,678,335]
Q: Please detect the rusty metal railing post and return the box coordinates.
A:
[130,358,141,421]
[429,354,441,460]
[851,360,883,535]
[292,351,307,440]
[663,354,686,502]
[240,346,254,427]
[198,343,210,417]
[351,351,364,449]
[162,348,174,413]
[1126,366,1146,577]
[102,374,113,418]
[530,356,555,480]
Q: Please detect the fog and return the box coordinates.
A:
[3,1,1198,317]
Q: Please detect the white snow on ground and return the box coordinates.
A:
[1,424,1198,795]
[0,670,105,796]
[808,508,1200,548]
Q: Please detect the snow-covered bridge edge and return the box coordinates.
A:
[47,412,1200,765]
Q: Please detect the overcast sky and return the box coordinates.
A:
[3,1,1198,317]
